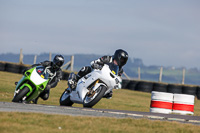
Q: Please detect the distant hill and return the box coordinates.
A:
[0,52,144,71]
[0,53,200,85]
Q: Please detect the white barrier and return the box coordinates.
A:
[150,92,195,115]
[150,91,173,114]
[172,94,195,115]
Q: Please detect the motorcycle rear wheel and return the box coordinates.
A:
[83,85,107,108]
[60,91,74,106]
[12,87,30,103]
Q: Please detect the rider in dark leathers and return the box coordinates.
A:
[23,55,64,103]
[68,49,129,99]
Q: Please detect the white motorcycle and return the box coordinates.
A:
[59,63,122,108]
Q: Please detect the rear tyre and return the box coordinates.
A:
[60,90,74,106]
[122,79,130,89]
[127,80,139,90]
[197,87,200,100]
[83,86,107,108]
[19,65,29,74]
[135,81,153,93]
[152,83,168,92]
[0,62,6,71]
[167,84,182,94]
[182,85,197,96]
[5,63,20,73]
[12,87,30,103]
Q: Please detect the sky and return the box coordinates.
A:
[0,0,200,68]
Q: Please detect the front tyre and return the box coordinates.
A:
[60,90,74,106]
[83,85,107,108]
[12,87,30,103]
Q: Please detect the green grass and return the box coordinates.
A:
[0,71,200,132]
[1,112,200,133]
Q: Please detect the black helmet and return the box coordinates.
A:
[113,49,128,67]
[53,55,64,69]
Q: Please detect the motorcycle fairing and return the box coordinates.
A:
[14,67,49,102]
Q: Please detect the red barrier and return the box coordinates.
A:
[173,103,194,112]
[151,100,173,110]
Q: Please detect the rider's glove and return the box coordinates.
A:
[118,69,123,76]
[22,68,29,75]
[91,63,102,69]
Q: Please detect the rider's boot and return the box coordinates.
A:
[33,87,50,104]
[32,97,39,104]
[40,86,50,100]
[68,72,80,91]
[103,91,113,99]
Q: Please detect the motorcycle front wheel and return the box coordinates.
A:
[83,85,107,108]
[12,86,30,103]
[60,90,74,106]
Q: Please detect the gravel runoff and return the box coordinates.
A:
[0,102,200,125]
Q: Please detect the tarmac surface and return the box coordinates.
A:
[0,102,200,125]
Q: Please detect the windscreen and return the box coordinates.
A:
[108,63,119,75]
[36,66,50,79]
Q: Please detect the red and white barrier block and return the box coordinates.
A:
[150,91,173,114]
[150,91,195,115]
[172,94,195,115]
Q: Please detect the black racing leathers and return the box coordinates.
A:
[77,55,124,79]
[91,55,123,76]
[27,61,63,88]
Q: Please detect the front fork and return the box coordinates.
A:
[13,88,28,102]
[86,80,107,98]
[86,80,99,97]
[14,84,32,98]
[14,89,20,97]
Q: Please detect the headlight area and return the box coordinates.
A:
[39,84,45,90]
[25,72,31,77]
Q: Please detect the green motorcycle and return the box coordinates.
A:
[12,66,56,103]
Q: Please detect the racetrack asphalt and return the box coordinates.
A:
[0,102,200,125]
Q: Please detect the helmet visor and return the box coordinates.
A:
[120,56,128,66]
[56,61,63,67]
[53,61,63,69]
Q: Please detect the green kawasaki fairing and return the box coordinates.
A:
[14,67,49,103]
